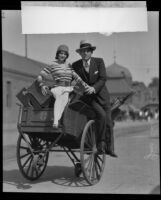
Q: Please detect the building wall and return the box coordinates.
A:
[131,84,151,109]
[3,69,36,124]
[149,86,159,102]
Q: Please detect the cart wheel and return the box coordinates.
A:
[75,162,82,177]
[17,134,49,181]
[80,120,106,185]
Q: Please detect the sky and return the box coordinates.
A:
[2,10,159,86]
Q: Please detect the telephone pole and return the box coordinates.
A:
[25,34,28,58]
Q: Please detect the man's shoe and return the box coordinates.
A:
[105,149,118,157]
[109,152,118,157]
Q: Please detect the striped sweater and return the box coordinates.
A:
[39,60,88,88]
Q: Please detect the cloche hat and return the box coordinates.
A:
[76,40,96,53]
[55,44,69,59]
[57,44,69,54]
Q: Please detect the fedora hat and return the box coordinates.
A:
[76,40,96,53]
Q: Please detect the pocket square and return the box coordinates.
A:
[94,71,99,74]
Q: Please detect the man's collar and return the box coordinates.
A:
[82,58,91,65]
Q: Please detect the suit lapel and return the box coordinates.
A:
[79,60,89,82]
[89,57,96,82]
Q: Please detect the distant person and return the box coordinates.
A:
[144,108,152,121]
[154,109,159,120]
[139,110,144,120]
[37,44,90,128]
[144,109,149,120]
[72,40,117,157]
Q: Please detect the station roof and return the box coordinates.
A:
[2,50,46,76]
[106,61,132,78]
[106,77,132,94]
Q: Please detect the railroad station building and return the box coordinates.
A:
[3,50,157,124]
[106,61,133,102]
[3,50,46,124]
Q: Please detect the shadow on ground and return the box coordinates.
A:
[3,165,89,191]
[3,145,16,160]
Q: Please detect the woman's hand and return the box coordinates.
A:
[41,85,49,96]
[37,75,43,82]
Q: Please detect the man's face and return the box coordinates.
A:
[79,48,93,61]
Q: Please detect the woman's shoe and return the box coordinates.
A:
[52,124,59,129]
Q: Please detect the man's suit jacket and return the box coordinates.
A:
[72,57,110,107]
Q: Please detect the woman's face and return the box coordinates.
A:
[58,51,68,63]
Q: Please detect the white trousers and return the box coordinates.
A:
[50,86,73,125]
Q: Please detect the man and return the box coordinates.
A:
[72,40,117,157]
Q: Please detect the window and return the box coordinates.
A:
[6,81,12,107]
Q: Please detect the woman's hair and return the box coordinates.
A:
[55,50,69,60]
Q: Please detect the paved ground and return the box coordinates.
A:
[3,119,160,194]
[3,119,157,160]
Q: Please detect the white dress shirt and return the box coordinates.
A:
[83,59,91,73]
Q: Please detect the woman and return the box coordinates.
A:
[37,44,89,128]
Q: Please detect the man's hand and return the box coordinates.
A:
[41,85,49,96]
[85,86,95,94]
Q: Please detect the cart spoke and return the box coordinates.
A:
[20,146,29,150]
[89,127,94,144]
[38,137,42,142]
[20,152,30,159]
[22,155,32,169]
[26,157,33,176]
[97,155,103,163]
[84,139,92,148]
[92,161,97,180]
[28,135,34,143]
[84,155,91,165]
[34,166,39,177]
[95,159,101,172]
[94,159,100,179]
[86,154,93,174]
[41,141,48,147]
[22,135,32,146]
[89,155,94,180]
[26,156,33,176]
[86,131,93,147]
[91,159,96,180]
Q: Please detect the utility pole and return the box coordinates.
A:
[25,34,27,58]
[113,50,116,63]
[113,33,117,63]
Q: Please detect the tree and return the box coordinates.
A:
[148,77,159,88]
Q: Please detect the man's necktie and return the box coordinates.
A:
[83,60,90,73]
